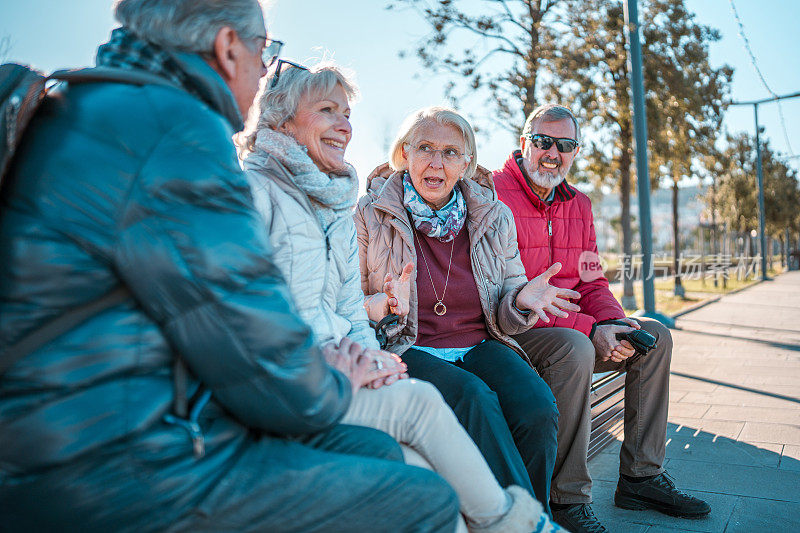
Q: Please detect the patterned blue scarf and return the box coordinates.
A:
[402,172,466,242]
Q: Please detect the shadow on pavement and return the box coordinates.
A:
[670,371,800,405]
[672,326,800,352]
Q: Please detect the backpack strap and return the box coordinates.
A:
[49,67,182,91]
[0,64,182,182]
[0,287,131,376]
[1,64,48,178]
[2,284,205,457]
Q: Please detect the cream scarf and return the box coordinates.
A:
[243,128,358,230]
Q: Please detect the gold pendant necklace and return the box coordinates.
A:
[415,228,455,316]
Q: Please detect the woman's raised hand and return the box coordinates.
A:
[515,262,582,323]
[383,262,414,317]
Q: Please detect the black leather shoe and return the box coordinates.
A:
[551,503,608,533]
[615,471,711,518]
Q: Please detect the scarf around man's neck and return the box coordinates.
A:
[402,172,466,242]
[95,27,242,130]
[243,128,359,231]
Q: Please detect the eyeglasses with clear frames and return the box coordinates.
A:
[261,38,283,69]
[203,35,282,69]
[404,142,472,166]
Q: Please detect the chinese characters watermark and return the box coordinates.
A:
[578,253,764,282]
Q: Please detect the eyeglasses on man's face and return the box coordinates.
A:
[405,142,472,165]
[261,38,283,69]
[527,133,579,153]
[252,36,283,69]
[269,59,309,89]
[203,34,281,69]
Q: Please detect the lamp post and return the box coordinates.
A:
[753,105,767,280]
[623,0,673,326]
[731,90,800,281]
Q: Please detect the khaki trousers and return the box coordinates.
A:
[513,317,672,504]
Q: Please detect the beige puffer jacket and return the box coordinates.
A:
[354,171,539,360]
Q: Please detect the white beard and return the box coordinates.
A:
[530,168,565,189]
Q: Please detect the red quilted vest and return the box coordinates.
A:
[493,151,624,336]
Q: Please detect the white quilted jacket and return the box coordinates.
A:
[246,155,379,350]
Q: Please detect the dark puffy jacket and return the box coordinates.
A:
[493,151,625,336]
[0,54,350,528]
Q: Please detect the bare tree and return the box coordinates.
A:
[548,0,730,307]
[644,0,732,296]
[387,0,563,133]
[392,0,733,311]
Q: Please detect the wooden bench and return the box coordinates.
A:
[588,371,626,459]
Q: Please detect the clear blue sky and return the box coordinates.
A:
[1,0,797,181]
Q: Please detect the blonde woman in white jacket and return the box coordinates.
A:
[238,59,566,533]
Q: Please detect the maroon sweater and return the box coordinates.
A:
[414,228,490,348]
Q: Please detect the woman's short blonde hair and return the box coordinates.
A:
[388,106,478,181]
[237,59,359,155]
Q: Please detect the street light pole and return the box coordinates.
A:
[623,0,653,311]
[623,0,673,326]
[731,90,800,281]
[753,104,768,280]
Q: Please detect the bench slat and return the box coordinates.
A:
[591,372,626,404]
[591,394,624,427]
[588,416,624,459]
[588,370,626,459]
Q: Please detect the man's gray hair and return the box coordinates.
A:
[113,0,265,53]
[521,104,581,143]
[237,60,359,156]
[388,106,478,182]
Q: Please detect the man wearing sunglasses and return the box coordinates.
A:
[493,104,709,533]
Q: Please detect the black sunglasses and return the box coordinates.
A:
[527,133,579,153]
[269,59,309,89]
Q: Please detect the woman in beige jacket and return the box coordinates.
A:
[356,106,581,512]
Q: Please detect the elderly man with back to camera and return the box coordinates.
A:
[357,106,583,513]
[0,1,464,530]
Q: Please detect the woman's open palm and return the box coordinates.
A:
[383,262,414,317]
[515,263,581,323]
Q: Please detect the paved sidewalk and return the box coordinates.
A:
[589,271,800,532]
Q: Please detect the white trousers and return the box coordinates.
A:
[342,378,509,530]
